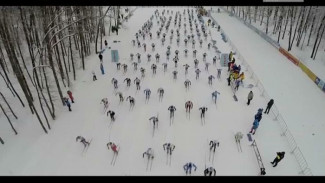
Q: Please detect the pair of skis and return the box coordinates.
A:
[145,97,150,104]
[146,157,153,171]
[170,115,175,126]
[82,139,93,156]
[201,116,206,126]
[186,110,191,120]
[110,149,119,166]
[166,152,172,166]
[209,149,216,164]
[235,137,242,152]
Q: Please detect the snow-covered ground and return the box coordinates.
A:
[210,7,325,175]
[0,6,323,175]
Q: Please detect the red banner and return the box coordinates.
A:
[279,48,299,66]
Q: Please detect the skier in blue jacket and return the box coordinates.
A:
[250,118,259,135]
[183,162,197,175]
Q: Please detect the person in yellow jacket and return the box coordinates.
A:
[229,51,233,61]
[238,72,245,83]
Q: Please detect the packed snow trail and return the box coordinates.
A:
[0,7,306,175]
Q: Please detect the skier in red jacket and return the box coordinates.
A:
[67,90,74,103]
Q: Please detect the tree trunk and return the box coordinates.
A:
[311,15,325,58]
[289,7,302,51]
[0,91,18,119]
[282,7,290,40]
[0,58,24,106]
[313,22,325,60]
[0,103,17,135]
[297,6,311,47]
[0,70,15,97]
[307,15,316,46]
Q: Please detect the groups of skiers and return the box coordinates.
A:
[72,8,284,175]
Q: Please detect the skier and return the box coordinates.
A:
[192,39,195,48]
[67,90,74,103]
[144,89,151,102]
[184,49,188,57]
[140,67,145,78]
[264,99,274,114]
[155,53,160,62]
[199,106,208,119]
[193,49,197,58]
[149,116,159,129]
[195,68,201,80]
[168,105,176,119]
[116,63,121,70]
[183,100,193,113]
[183,64,190,75]
[107,110,116,121]
[183,162,197,175]
[161,37,165,46]
[163,143,175,155]
[217,68,222,79]
[247,91,253,105]
[199,39,203,47]
[130,53,134,61]
[175,50,179,58]
[143,148,154,170]
[162,63,168,73]
[105,40,108,47]
[151,64,157,75]
[208,75,215,85]
[132,62,138,71]
[255,108,263,122]
[209,140,220,153]
[203,53,207,61]
[92,71,97,81]
[194,59,199,68]
[137,40,141,47]
[98,53,103,63]
[173,57,178,68]
[100,98,109,112]
[116,92,124,103]
[204,167,216,176]
[211,91,220,104]
[172,70,178,80]
[64,97,72,112]
[271,152,285,167]
[134,77,141,90]
[76,136,90,148]
[107,142,119,154]
[124,78,131,87]
[184,79,191,91]
[249,118,259,135]
[149,32,152,39]
[166,50,170,60]
[208,43,211,50]
[157,87,164,101]
[184,38,188,46]
[137,53,141,63]
[146,54,151,62]
[126,96,135,109]
[213,56,217,65]
[122,64,128,74]
[111,78,118,89]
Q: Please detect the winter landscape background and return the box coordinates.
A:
[0,6,324,176]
